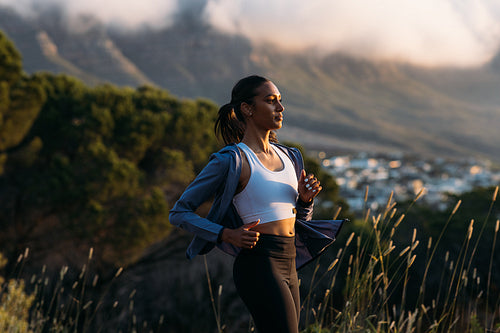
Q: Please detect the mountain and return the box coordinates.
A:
[1,5,500,162]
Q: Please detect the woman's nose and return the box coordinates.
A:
[276,101,284,112]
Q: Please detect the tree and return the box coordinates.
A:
[0,32,220,274]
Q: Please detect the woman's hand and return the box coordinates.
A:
[221,220,260,248]
[298,169,322,203]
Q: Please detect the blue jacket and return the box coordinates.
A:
[169,143,345,269]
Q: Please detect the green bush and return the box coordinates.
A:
[0,253,34,333]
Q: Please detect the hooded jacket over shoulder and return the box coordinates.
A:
[169,143,344,269]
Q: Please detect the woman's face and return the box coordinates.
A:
[248,81,284,131]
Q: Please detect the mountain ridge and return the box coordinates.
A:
[1,5,500,162]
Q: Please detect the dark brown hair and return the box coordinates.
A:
[215,75,278,145]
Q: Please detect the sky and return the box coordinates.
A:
[1,0,500,67]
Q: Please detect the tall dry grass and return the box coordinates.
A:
[0,248,168,332]
[299,185,500,333]
[2,186,499,332]
[204,185,500,332]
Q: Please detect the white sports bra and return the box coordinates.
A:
[232,143,298,224]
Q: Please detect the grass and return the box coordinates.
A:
[1,186,499,332]
[203,186,500,332]
[0,248,166,333]
[296,185,500,332]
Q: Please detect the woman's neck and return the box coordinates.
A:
[241,130,271,154]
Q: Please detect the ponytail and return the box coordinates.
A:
[214,103,245,145]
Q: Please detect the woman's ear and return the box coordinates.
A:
[241,102,253,118]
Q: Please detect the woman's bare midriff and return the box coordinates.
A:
[251,217,296,236]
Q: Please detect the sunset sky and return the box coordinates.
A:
[1,0,500,67]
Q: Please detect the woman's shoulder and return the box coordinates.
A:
[271,142,301,158]
[208,143,240,164]
[213,143,239,156]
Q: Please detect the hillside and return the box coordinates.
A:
[1,5,500,162]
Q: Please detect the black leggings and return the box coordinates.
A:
[233,234,299,333]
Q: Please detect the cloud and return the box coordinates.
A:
[1,0,499,66]
[0,0,179,30]
[203,0,500,67]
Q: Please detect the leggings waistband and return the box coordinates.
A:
[240,234,296,259]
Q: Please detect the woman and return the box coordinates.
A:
[169,75,344,333]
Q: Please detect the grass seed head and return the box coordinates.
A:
[468,219,474,240]
[333,206,342,220]
[395,214,405,228]
[115,267,123,278]
[452,200,462,215]
[346,232,355,247]
[328,259,339,272]
[364,208,371,223]
[83,301,93,310]
[386,191,394,210]
[399,246,410,257]
[408,255,416,267]
[414,188,426,201]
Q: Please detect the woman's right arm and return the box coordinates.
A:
[169,151,260,248]
[169,153,228,243]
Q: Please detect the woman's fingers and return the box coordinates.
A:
[243,241,257,248]
[244,219,260,230]
[241,236,257,248]
[303,174,320,192]
[235,221,260,248]
[299,169,306,184]
[299,172,322,202]
[242,234,259,242]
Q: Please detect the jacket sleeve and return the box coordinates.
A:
[291,146,314,221]
[296,197,314,221]
[168,153,228,243]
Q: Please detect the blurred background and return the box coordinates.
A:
[1,0,500,332]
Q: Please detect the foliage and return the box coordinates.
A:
[0,31,22,85]
[0,31,219,272]
[0,253,35,333]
